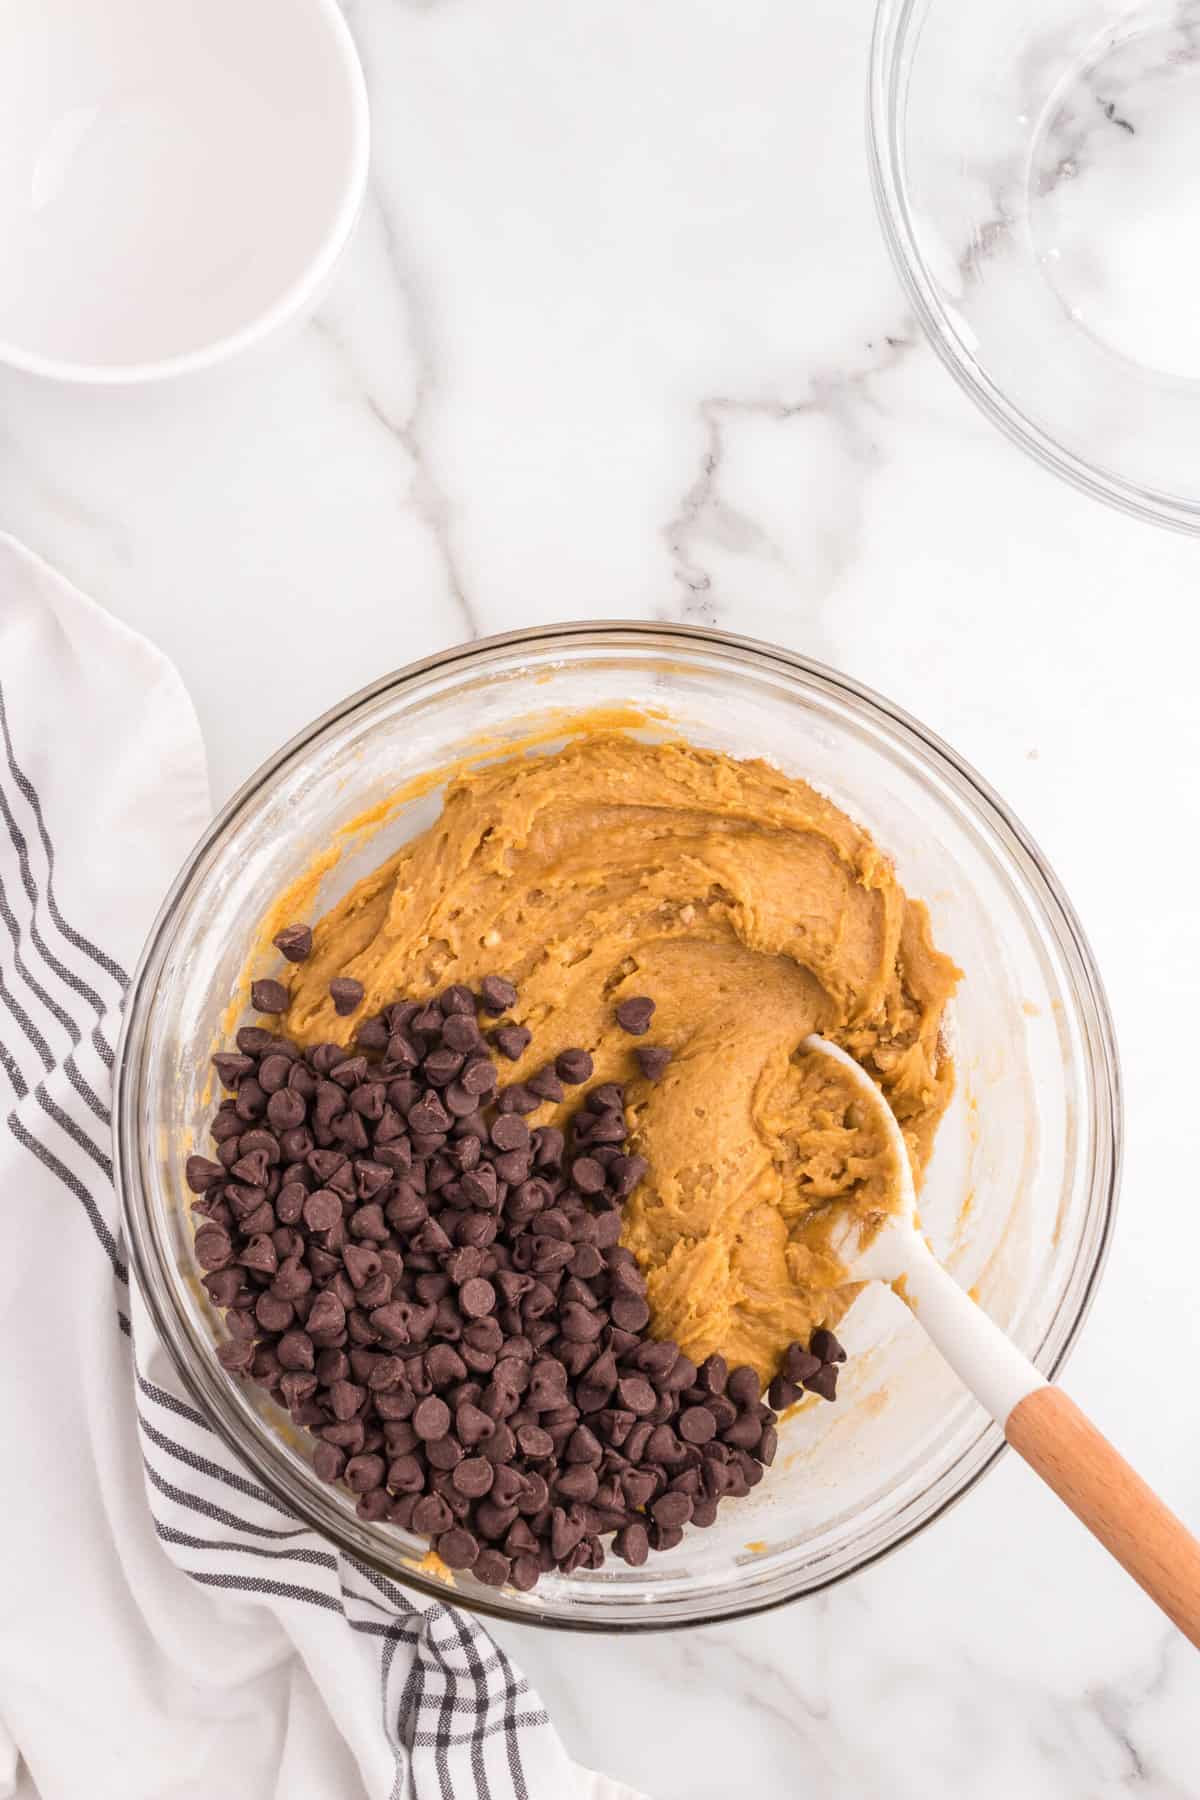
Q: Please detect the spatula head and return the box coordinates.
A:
[799,1033,920,1283]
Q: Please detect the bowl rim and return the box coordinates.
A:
[866,0,1200,534]
[0,0,370,386]
[114,619,1122,1631]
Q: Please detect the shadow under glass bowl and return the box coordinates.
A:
[115,622,1120,1631]
[870,0,1200,531]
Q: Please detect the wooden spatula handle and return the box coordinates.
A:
[1006,1387,1200,1649]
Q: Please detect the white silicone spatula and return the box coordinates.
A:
[803,1033,1200,1648]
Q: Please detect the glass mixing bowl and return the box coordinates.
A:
[870,0,1200,530]
[114,623,1120,1630]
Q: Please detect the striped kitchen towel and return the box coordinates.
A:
[0,536,645,1800]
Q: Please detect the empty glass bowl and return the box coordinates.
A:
[115,623,1120,1629]
[870,0,1200,529]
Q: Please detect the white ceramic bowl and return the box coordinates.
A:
[0,0,369,382]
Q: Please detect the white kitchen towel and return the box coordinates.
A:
[0,536,645,1800]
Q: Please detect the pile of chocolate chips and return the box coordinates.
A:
[187,953,845,1592]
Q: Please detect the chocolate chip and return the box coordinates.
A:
[555,1048,593,1084]
[251,979,289,1015]
[493,1025,532,1061]
[459,1057,498,1099]
[479,975,518,1015]
[459,1277,496,1319]
[277,1329,316,1372]
[490,1114,530,1153]
[440,984,475,1016]
[194,1225,233,1270]
[202,1267,242,1309]
[329,1379,366,1422]
[614,1521,649,1566]
[343,1244,381,1289]
[213,1053,255,1089]
[256,1054,292,1094]
[803,1363,839,1402]
[236,1230,275,1274]
[356,1017,391,1052]
[472,1548,511,1587]
[723,1409,763,1449]
[253,1293,291,1333]
[616,1375,656,1416]
[436,1528,479,1570]
[209,1116,244,1152]
[415,1055,456,1097]
[560,1303,606,1344]
[635,1045,672,1080]
[475,1498,520,1541]
[273,924,313,963]
[216,1338,256,1374]
[516,1423,554,1458]
[411,1003,443,1036]
[531,1128,566,1172]
[528,1066,564,1102]
[679,1405,716,1444]
[409,1094,452,1136]
[651,1490,692,1529]
[587,1083,625,1112]
[564,1424,603,1465]
[309,1292,347,1339]
[345,1453,385,1493]
[412,1493,454,1538]
[615,996,655,1035]
[631,1339,674,1382]
[556,1464,599,1503]
[726,1365,761,1407]
[425,1343,468,1388]
[186,1155,225,1194]
[350,1203,388,1242]
[611,1295,650,1332]
[387,1453,424,1494]
[413,1395,451,1441]
[442,1013,482,1053]
[549,1538,585,1575]
[349,1083,386,1122]
[810,1327,847,1365]
[782,1343,822,1384]
[767,1375,801,1410]
[301,1189,341,1232]
[452,1457,495,1498]
[510,1554,540,1591]
[313,1442,346,1483]
[496,1083,539,1117]
[547,1506,583,1562]
[582,1111,626,1145]
[267,1090,306,1131]
[570,1156,606,1195]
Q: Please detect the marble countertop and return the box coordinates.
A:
[3,1,1197,1793]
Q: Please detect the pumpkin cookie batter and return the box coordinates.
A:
[277,734,960,1384]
